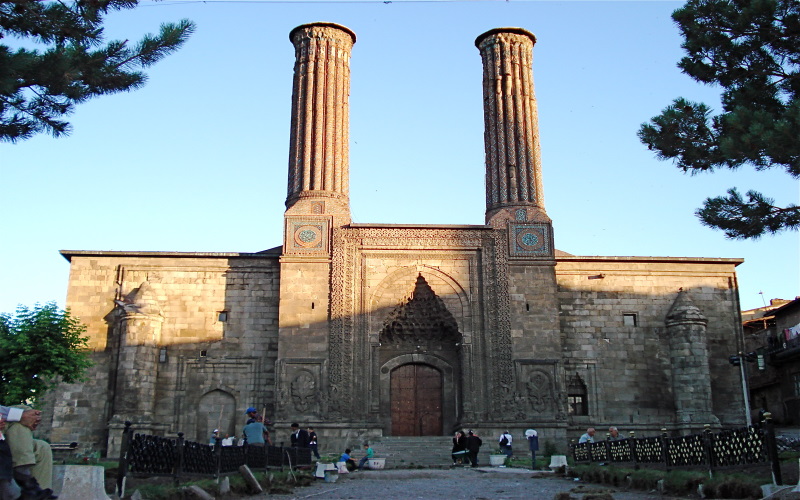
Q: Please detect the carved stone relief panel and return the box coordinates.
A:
[275,358,327,420]
[512,360,565,422]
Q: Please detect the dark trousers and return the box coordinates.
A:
[468,450,479,466]
[0,441,12,481]
[309,443,320,459]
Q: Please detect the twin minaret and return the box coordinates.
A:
[284,22,547,229]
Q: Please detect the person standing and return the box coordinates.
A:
[290,423,310,447]
[467,430,482,467]
[243,419,266,446]
[451,431,469,465]
[307,426,320,459]
[498,430,513,457]
[525,429,539,469]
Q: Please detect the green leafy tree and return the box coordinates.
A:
[1,0,195,142]
[0,302,92,405]
[638,0,799,239]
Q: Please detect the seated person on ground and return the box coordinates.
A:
[340,448,356,471]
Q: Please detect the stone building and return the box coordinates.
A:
[45,23,746,457]
[743,297,800,424]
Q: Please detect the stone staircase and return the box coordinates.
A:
[369,436,496,469]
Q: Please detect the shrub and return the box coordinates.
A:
[703,473,763,499]
[628,468,666,490]
[661,470,707,495]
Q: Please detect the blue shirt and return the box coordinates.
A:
[243,422,266,444]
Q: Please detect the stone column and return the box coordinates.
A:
[286,22,356,221]
[475,28,548,226]
[665,290,719,429]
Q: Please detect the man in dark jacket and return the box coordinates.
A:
[290,423,310,447]
[466,430,482,467]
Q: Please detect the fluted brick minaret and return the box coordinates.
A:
[476,28,548,226]
[286,23,355,222]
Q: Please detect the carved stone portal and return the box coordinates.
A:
[379,274,461,347]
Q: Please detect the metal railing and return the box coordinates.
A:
[571,414,782,485]
[116,421,312,497]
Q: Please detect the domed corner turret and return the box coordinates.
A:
[665,288,707,327]
[123,280,164,318]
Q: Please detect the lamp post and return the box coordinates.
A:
[728,352,752,424]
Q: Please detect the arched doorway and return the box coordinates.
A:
[198,389,236,442]
[390,364,442,436]
[378,274,463,435]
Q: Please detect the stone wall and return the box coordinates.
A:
[46,251,281,454]
[554,256,745,432]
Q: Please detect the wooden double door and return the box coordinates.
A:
[390,363,442,436]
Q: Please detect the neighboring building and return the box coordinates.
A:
[744,297,800,424]
[43,24,746,457]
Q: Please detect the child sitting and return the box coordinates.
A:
[340,448,356,471]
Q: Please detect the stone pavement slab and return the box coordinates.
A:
[263,468,686,499]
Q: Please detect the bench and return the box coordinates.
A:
[50,442,79,451]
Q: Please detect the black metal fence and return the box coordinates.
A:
[116,422,312,496]
[571,415,782,485]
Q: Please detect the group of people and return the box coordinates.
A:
[339,443,374,471]
[1,405,56,500]
[450,430,484,467]
[578,426,624,443]
[209,408,322,461]
[289,421,321,460]
[452,428,541,468]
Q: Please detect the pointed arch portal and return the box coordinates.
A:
[378,274,463,435]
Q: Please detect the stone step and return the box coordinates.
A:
[368,436,500,468]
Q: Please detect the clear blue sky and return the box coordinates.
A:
[1,0,797,315]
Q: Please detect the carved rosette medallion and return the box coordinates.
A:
[508,222,552,258]
[284,218,330,256]
[291,371,316,412]
[525,369,554,413]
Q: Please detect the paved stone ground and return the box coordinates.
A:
[264,468,689,500]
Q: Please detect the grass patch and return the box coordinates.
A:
[702,472,764,499]
[661,469,706,495]
[119,469,315,499]
[572,464,769,498]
